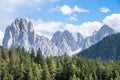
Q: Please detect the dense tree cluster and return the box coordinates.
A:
[0,46,120,80]
[79,33,120,61]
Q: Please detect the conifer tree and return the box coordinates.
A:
[35,48,44,67]
[30,48,35,61]
[42,63,52,80]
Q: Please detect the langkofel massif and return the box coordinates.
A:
[2,18,116,56]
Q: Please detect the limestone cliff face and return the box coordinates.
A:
[2,18,61,56]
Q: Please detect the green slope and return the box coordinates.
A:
[78,33,120,60]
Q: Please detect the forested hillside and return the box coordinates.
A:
[0,46,120,80]
[78,33,120,61]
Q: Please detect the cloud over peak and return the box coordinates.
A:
[34,20,102,38]
[103,13,120,32]
[33,13,120,39]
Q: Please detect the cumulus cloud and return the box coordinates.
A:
[33,20,64,39]
[59,5,89,21]
[60,5,73,15]
[33,20,102,38]
[34,20,64,33]
[103,13,120,32]
[100,7,110,13]
[1,12,120,42]
[78,21,102,37]
[74,5,89,13]
[33,13,120,38]
[60,5,89,15]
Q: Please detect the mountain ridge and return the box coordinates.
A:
[2,18,117,56]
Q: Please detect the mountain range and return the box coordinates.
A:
[2,18,117,56]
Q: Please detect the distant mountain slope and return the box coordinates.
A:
[78,33,120,60]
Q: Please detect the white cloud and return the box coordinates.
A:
[35,13,120,38]
[0,30,4,45]
[59,5,89,21]
[33,20,65,39]
[60,5,89,15]
[73,5,89,13]
[34,14,120,38]
[60,5,73,15]
[103,13,120,32]
[33,19,102,38]
[69,16,78,21]
[1,12,120,43]
[69,14,78,21]
[62,24,79,33]
[34,20,64,33]
[100,7,110,13]
[78,21,102,37]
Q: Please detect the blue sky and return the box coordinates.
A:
[1,0,120,23]
[0,0,120,45]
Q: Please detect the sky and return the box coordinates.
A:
[0,0,120,45]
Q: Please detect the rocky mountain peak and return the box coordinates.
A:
[2,18,61,56]
[99,24,115,33]
[77,33,84,48]
[95,24,116,41]
[82,24,116,50]
[11,18,34,32]
[51,30,79,53]
[77,33,83,40]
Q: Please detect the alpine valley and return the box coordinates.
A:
[2,18,117,56]
[1,0,120,80]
